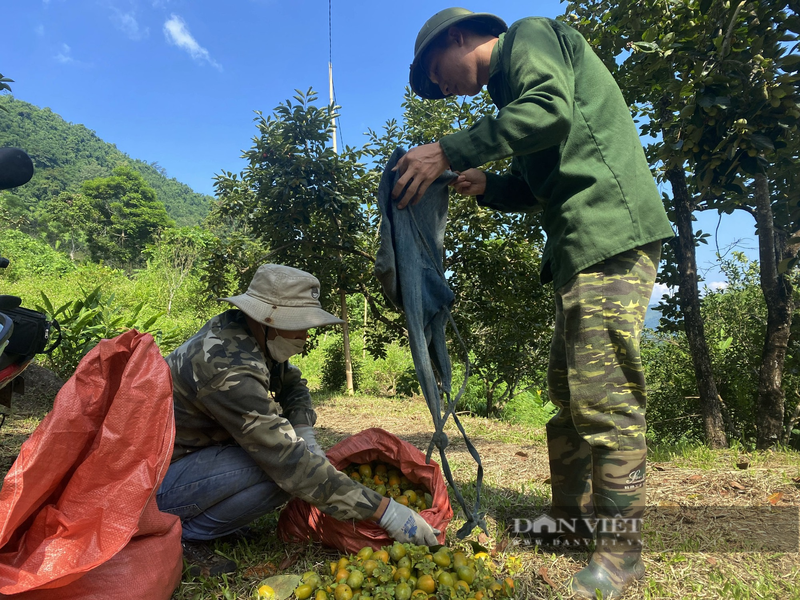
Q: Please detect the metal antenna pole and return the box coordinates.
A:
[329,62,337,154]
[329,0,352,394]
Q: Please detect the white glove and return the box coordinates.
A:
[295,425,326,458]
[379,498,440,546]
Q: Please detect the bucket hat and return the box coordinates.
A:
[220,264,343,330]
[409,7,507,99]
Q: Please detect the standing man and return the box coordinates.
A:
[395,8,673,598]
[156,264,438,575]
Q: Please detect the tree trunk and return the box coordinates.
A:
[667,167,728,448]
[363,296,368,359]
[484,377,494,417]
[753,172,794,449]
[340,289,354,395]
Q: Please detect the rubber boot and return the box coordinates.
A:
[542,423,594,546]
[570,448,647,599]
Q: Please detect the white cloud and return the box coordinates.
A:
[54,43,74,64]
[163,14,221,70]
[649,283,674,306]
[706,281,729,292]
[35,24,45,36]
[112,9,148,41]
[53,43,90,67]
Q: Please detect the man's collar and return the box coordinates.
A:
[489,32,504,80]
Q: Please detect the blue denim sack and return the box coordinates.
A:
[375,147,486,538]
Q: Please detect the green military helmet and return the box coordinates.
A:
[409,7,507,100]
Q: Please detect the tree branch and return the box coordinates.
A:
[261,241,375,264]
[316,242,375,263]
[359,284,408,338]
[720,1,747,62]
[718,394,741,439]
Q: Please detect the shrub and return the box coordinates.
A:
[359,342,419,397]
[320,334,363,392]
[37,285,181,379]
[0,228,74,282]
[644,253,800,448]
[641,330,705,444]
[501,389,557,426]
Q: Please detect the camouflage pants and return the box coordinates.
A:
[547,242,661,452]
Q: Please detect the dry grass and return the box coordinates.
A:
[1,381,799,599]
[312,395,800,600]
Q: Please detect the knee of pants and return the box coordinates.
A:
[178,480,291,540]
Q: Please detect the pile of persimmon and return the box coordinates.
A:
[342,462,432,513]
[291,543,516,600]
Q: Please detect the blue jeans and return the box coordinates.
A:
[156,445,290,541]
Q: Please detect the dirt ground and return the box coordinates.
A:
[1,369,799,599]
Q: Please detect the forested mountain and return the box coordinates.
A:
[0,95,211,226]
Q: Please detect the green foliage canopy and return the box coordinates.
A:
[212,89,373,318]
[81,165,174,267]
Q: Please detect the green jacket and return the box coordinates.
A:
[166,309,383,521]
[439,17,674,290]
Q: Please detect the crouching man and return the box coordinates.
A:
[156,264,438,575]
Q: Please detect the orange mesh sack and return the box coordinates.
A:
[0,330,182,600]
[277,427,452,553]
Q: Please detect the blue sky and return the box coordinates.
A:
[3,0,758,301]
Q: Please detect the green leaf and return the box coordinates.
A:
[39,292,55,315]
[256,575,302,600]
[699,0,713,14]
[698,95,715,108]
[128,302,145,322]
[632,41,659,53]
[778,257,798,274]
[749,134,775,151]
[140,312,163,330]
[72,309,101,334]
[782,54,800,67]
[468,541,490,554]
[642,27,659,43]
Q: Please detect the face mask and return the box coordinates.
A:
[266,335,305,363]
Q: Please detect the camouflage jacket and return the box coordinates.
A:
[166,309,383,521]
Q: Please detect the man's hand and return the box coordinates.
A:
[450,168,487,196]
[391,142,450,209]
[378,498,440,545]
[294,425,326,458]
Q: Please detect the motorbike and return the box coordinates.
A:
[0,147,60,427]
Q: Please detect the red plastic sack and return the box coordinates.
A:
[277,427,452,553]
[0,330,183,599]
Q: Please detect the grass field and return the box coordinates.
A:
[1,370,799,599]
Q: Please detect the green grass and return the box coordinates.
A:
[2,384,798,600]
[647,440,720,467]
[648,438,800,470]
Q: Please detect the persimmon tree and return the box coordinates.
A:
[212,89,372,393]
